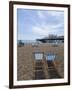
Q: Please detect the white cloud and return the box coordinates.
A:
[36,10,64,26]
[32,22,64,37]
[51,23,64,29]
[32,10,64,37]
[18,9,64,40]
[33,26,49,36]
[37,10,64,18]
[47,11,64,16]
[37,11,45,19]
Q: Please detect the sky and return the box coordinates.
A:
[17,9,64,40]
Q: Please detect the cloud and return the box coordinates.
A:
[31,10,64,37]
[32,21,64,37]
[37,10,63,18]
[32,26,49,36]
[36,10,64,25]
[47,11,64,16]
[18,9,64,40]
[37,11,45,19]
[51,23,64,29]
